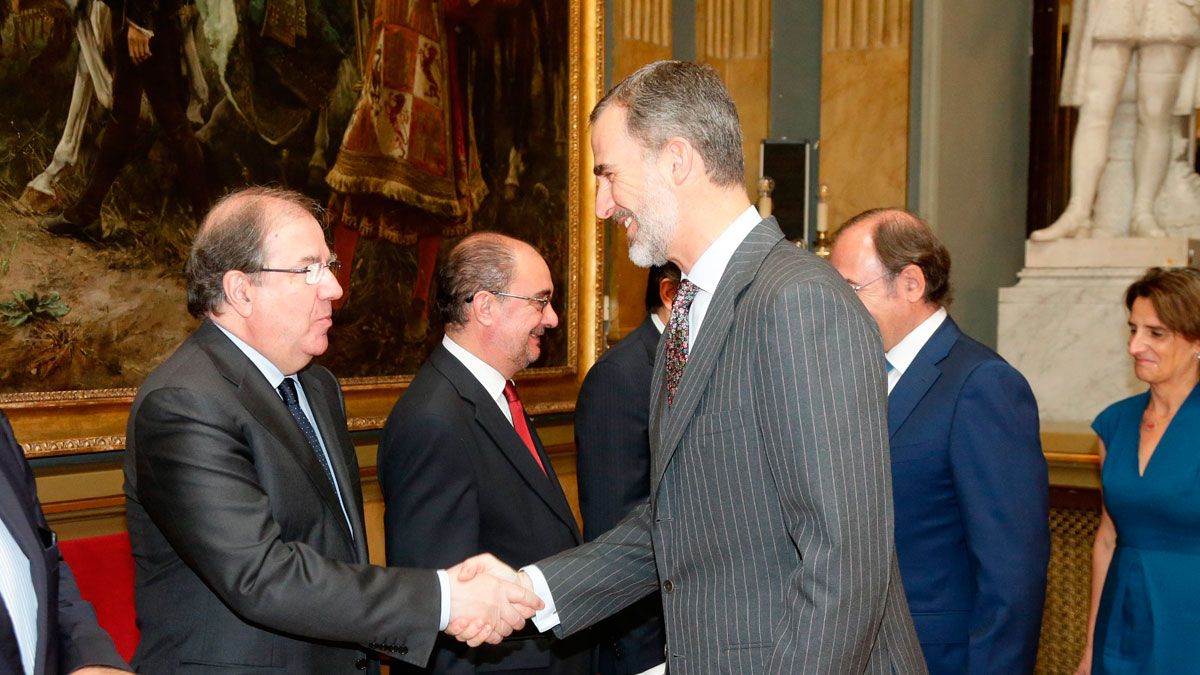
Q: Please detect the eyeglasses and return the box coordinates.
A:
[466,290,552,312]
[849,273,888,294]
[259,258,343,285]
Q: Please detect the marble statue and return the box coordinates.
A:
[1032,0,1200,241]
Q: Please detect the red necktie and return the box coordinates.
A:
[503,381,547,475]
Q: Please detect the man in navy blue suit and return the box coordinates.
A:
[575,263,679,675]
[830,208,1050,674]
[0,410,130,675]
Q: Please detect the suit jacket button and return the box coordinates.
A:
[355,657,367,670]
[663,579,674,593]
[398,645,409,656]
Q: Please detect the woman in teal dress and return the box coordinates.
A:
[1076,267,1200,674]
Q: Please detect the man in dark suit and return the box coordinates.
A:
[574,263,678,675]
[43,0,208,239]
[459,60,924,673]
[0,411,130,675]
[377,232,591,674]
[123,188,540,673]
[830,208,1050,674]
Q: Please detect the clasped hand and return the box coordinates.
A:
[444,553,541,647]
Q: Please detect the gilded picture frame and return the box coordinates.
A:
[3,0,604,458]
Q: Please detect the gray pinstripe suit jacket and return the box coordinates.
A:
[541,219,925,673]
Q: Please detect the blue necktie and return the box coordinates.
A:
[885,359,895,373]
[277,377,338,492]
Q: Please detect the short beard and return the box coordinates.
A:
[626,170,680,268]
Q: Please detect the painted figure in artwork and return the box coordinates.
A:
[325,0,486,340]
[325,0,566,344]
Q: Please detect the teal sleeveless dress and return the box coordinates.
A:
[1091,383,1200,673]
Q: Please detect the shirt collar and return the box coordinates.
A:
[682,205,761,294]
[442,334,509,402]
[214,322,288,388]
[650,313,666,334]
[885,307,948,377]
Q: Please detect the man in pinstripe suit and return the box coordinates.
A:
[457,61,925,672]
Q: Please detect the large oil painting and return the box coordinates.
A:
[0,0,602,454]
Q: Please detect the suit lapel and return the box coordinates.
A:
[197,321,354,546]
[299,368,368,559]
[0,446,36,558]
[431,347,580,537]
[0,418,51,669]
[634,315,662,367]
[887,317,960,438]
[653,219,783,487]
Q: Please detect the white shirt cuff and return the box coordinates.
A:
[637,664,667,675]
[127,19,154,38]
[520,565,561,632]
[436,569,451,631]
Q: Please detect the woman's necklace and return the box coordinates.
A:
[1142,408,1171,431]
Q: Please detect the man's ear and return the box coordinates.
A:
[897,264,927,303]
[222,270,255,318]
[659,277,678,309]
[661,137,695,185]
[467,290,496,327]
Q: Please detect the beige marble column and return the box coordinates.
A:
[608,0,673,340]
[696,0,771,197]
[613,0,672,80]
[821,0,911,230]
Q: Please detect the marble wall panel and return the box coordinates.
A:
[820,0,911,230]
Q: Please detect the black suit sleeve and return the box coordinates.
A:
[132,387,440,666]
[378,407,481,569]
[575,358,652,541]
[0,412,130,673]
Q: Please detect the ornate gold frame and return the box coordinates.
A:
[6,0,605,458]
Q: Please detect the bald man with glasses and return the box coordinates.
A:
[377,232,592,674]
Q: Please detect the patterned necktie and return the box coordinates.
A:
[664,279,699,406]
[503,381,548,475]
[277,377,339,491]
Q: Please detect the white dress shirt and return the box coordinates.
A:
[679,205,763,350]
[523,205,763,649]
[442,335,513,424]
[0,519,38,675]
[884,307,947,394]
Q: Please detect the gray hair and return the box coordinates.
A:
[591,60,744,187]
[436,232,520,328]
[185,187,320,318]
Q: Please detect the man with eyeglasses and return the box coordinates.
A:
[376,232,592,674]
[829,208,1049,674]
[123,189,542,673]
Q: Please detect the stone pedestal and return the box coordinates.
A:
[998,238,1199,425]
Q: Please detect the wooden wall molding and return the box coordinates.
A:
[696,0,770,61]
[825,0,909,52]
[617,0,670,49]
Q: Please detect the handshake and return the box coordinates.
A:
[444,553,543,647]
